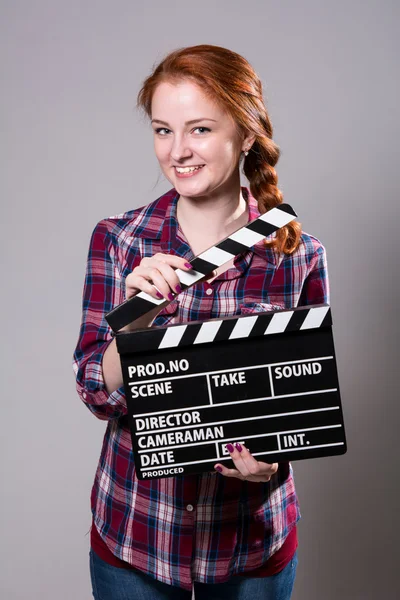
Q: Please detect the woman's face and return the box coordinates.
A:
[151,80,248,199]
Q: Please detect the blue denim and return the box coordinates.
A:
[89,548,298,600]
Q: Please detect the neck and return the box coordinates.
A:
[176,186,249,255]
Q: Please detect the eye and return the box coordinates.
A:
[154,127,172,135]
[193,127,211,134]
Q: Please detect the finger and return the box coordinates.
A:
[237,445,278,478]
[137,261,181,300]
[150,261,184,298]
[214,457,277,482]
[151,254,193,271]
[125,273,164,301]
[127,266,166,297]
[232,443,264,477]
[148,266,177,300]
[224,443,253,478]
[213,464,245,479]
[226,443,278,479]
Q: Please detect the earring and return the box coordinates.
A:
[244,148,250,156]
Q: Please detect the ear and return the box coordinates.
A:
[242,132,257,152]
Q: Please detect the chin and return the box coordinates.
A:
[175,185,211,198]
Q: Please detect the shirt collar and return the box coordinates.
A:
[152,187,279,275]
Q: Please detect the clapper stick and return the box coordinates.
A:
[105,203,297,332]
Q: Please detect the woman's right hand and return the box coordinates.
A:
[125,253,194,301]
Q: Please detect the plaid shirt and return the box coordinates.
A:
[72,187,329,590]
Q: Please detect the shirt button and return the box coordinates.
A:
[205,288,213,296]
[186,504,194,512]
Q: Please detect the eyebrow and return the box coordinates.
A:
[151,118,217,126]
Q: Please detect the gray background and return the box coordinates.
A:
[1,1,398,598]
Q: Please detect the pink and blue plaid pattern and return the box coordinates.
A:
[73,187,329,590]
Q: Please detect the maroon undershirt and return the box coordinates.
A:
[91,518,297,578]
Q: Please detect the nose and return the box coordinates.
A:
[170,135,192,162]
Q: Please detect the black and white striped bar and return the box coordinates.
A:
[116,304,332,354]
[105,203,297,332]
[116,304,347,479]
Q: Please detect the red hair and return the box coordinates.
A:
[137,44,301,254]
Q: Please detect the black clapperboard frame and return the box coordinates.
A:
[106,204,347,480]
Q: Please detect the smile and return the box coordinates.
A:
[174,165,205,174]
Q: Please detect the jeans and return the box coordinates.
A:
[89,548,298,600]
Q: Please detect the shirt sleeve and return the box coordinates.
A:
[72,220,127,421]
[298,243,330,306]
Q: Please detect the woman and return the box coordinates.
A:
[73,44,329,599]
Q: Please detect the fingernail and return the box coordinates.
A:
[235,443,242,452]
[226,443,234,453]
[175,285,182,294]
[167,293,174,301]
[156,291,163,299]
[184,262,192,269]
[215,466,223,472]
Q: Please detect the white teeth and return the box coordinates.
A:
[175,165,204,173]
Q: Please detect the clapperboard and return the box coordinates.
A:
[106,204,347,479]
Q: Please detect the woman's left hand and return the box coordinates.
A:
[214,443,278,482]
